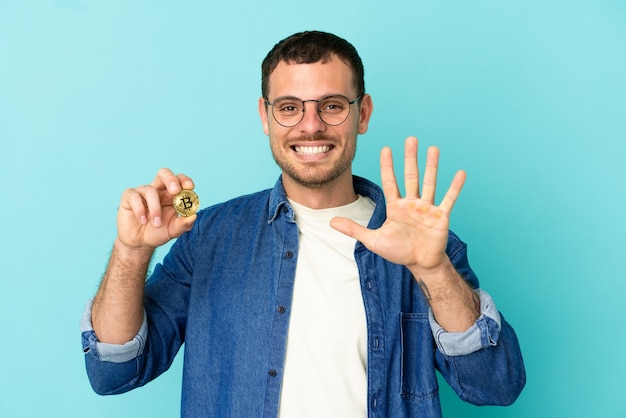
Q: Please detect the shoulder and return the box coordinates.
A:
[196,188,273,223]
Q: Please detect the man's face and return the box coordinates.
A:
[259,56,372,189]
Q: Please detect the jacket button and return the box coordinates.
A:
[277,306,286,314]
[285,251,293,258]
[268,369,277,377]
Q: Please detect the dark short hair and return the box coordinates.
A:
[261,31,365,99]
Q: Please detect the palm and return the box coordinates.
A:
[332,137,465,271]
[372,197,451,268]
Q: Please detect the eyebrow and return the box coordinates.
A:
[270,94,350,101]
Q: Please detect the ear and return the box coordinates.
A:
[258,97,270,135]
[357,94,374,134]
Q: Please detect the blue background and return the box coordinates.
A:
[1,1,625,417]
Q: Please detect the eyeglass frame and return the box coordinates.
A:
[264,94,364,128]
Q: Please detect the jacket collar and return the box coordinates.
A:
[267,175,387,228]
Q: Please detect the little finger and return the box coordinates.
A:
[439,170,466,215]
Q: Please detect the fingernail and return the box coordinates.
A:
[153,217,162,227]
[140,216,148,225]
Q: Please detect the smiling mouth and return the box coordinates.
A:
[293,145,333,155]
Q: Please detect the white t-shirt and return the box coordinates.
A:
[278,195,376,418]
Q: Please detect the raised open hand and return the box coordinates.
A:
[117,168,197,250]
[331,136,466,272]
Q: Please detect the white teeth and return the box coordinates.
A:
[294,145,331,155]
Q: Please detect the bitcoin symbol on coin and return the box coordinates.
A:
[181,196,193,210]
[173,190,200,217]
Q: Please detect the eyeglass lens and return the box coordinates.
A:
[270,95,353,127]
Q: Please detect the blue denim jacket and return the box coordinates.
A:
[81,176,525,417]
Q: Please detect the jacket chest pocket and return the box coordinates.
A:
[400,312,439,402]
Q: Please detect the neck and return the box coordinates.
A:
[282,172,358,209]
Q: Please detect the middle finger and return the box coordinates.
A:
[404,136,420,199]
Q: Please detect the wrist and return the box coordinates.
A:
[409,257,464,305]
[113,238,155,261]
[407,255,452,281]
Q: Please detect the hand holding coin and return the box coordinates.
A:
[173,190,200,217]
[116,168,198,249]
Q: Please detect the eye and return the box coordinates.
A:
[319,97,347,113]
[275,99,303,114]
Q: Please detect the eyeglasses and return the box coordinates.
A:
[264,94,363,128]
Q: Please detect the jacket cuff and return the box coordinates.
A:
[429,289,501,356]
[80,299,148,363]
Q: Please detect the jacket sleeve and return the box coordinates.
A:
[428,289,502,356]
[434,231,526,405]
[81,225,197,395]
[435,314,526,406]
[81,300,151,395]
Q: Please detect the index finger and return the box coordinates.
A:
[151,168,195,195]
[380,146,401,203]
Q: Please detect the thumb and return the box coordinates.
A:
[168,214,197,240]
[330,217,370,242]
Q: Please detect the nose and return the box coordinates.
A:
[297,101,327,134]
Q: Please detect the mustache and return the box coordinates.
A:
[288,134,339,143]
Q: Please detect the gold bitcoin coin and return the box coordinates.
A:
[173,189,200,217]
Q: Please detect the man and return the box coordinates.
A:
[81,31,525,417]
